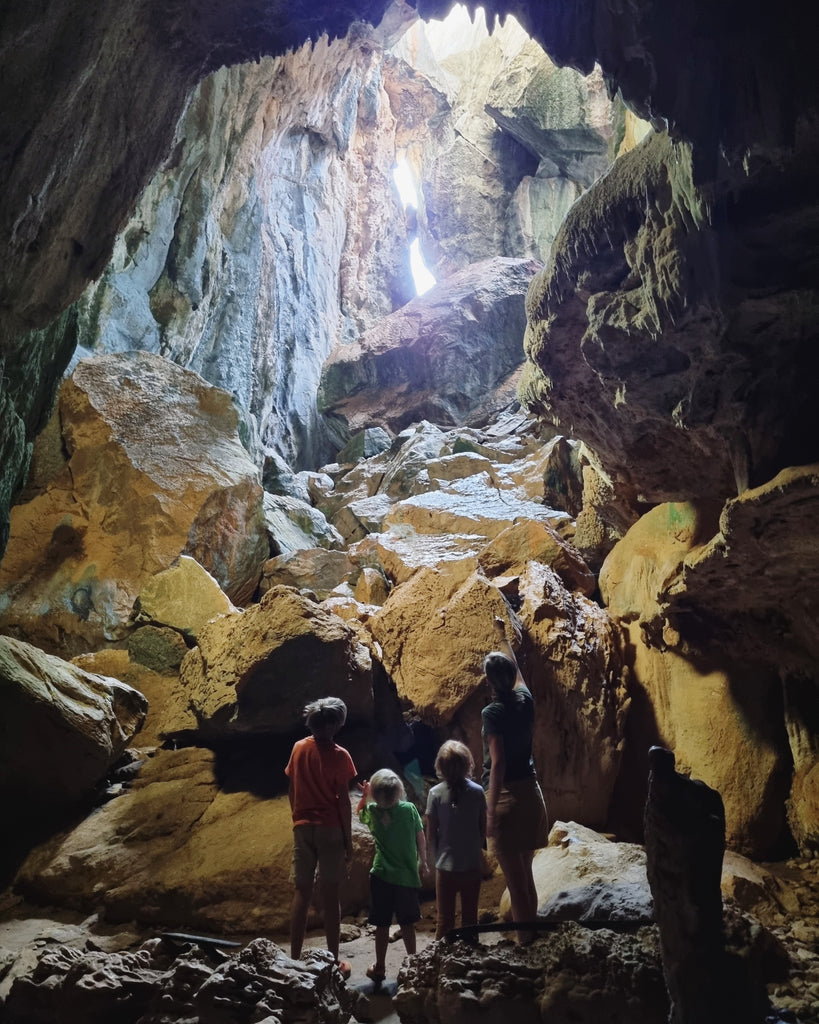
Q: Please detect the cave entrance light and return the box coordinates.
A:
[393,158,436,296]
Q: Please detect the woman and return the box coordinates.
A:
[482,616,549,942]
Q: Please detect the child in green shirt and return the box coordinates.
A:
[357,768,428,986]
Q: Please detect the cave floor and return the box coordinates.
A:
[1,864,817,1023]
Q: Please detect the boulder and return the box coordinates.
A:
[384,474,571,541]
[369,567,508,724]
[127,625,190,675]
[13,746,373,934]
[331,493,394,545]
[477,519,596,596]
[353,567,390,606]
[376,527,482,588]
[0,636,148,814]
[263,492,343,554]
[507,821,653,924]
[133,555,236,640]
[260,549,359,601]
[513,561,630,827]
[600,501,795,858]
[166,585,373,739]
[336,426,393,463]
[318,257,541,436]
[72,648,185,750]
[0,353,268,655]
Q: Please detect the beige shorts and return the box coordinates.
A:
[291,824,347,889]
[489,777,549,858]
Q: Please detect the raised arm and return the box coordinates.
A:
[356,778,370,813]
[493,616,526,688]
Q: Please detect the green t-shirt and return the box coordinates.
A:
[359,800,423,888]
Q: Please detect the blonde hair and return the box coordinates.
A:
[434,740,474,786]
[368,768,405,808]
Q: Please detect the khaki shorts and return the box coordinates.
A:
[489,777,549,858]
[291,825,347,889]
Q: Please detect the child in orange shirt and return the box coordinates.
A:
[285,697,357,977]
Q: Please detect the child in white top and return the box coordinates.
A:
[425,740,487,939]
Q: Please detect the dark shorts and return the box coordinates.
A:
[489,777,549,857]
[368,872,421,928]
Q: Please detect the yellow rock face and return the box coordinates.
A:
[0,353,268,656]
[600,502,793,858]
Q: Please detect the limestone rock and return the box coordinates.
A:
[3,937,362,1024]
[369,567,508,724]
[263,492,343,554]
[167,585,373,739]
[486,51,624,186]
[0,353,267,655]
[134,554,237,640]
[127,625,190,676]
[643,746,770,1024]
[721,850,803,925]
[395,925,668,1024]
[384,474,570,542]
[513,562,630,826]
[507,821,653,925]
[376,527,482,588]
[260,549,359,601]
[600,501,796,858]
[1,635,148,875]
[331,493,394,545]
[353,567,390,606]
[72,648,184,750]
[477,520,596,596]
[14,747,372,935]
[336,426,393,463]
[521,129,819,507]
[319,257,542,437]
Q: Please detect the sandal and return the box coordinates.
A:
[336,959,352,979]
[366,964,386,985]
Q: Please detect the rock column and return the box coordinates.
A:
[643,745,767,1023]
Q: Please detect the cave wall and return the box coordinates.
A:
[3,0,817,553]
[42,8,630,475]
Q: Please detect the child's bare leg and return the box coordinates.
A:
[374,925,389,974]
[400,923,416,955]
[290,884,311,959]
[460,871,482,930]
[320,880,341,962]
[435,870,457,940]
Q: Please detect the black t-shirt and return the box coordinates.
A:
[481,685,536,788]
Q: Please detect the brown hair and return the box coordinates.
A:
[483,651,517,700]
[434,739,474,787]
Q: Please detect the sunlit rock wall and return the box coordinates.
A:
[55,32,415,472]
[387,5,645,277]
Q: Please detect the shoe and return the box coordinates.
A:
[336,959,352,979]
[366,964,386,986]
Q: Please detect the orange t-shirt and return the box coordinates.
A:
[285,736,357,827]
